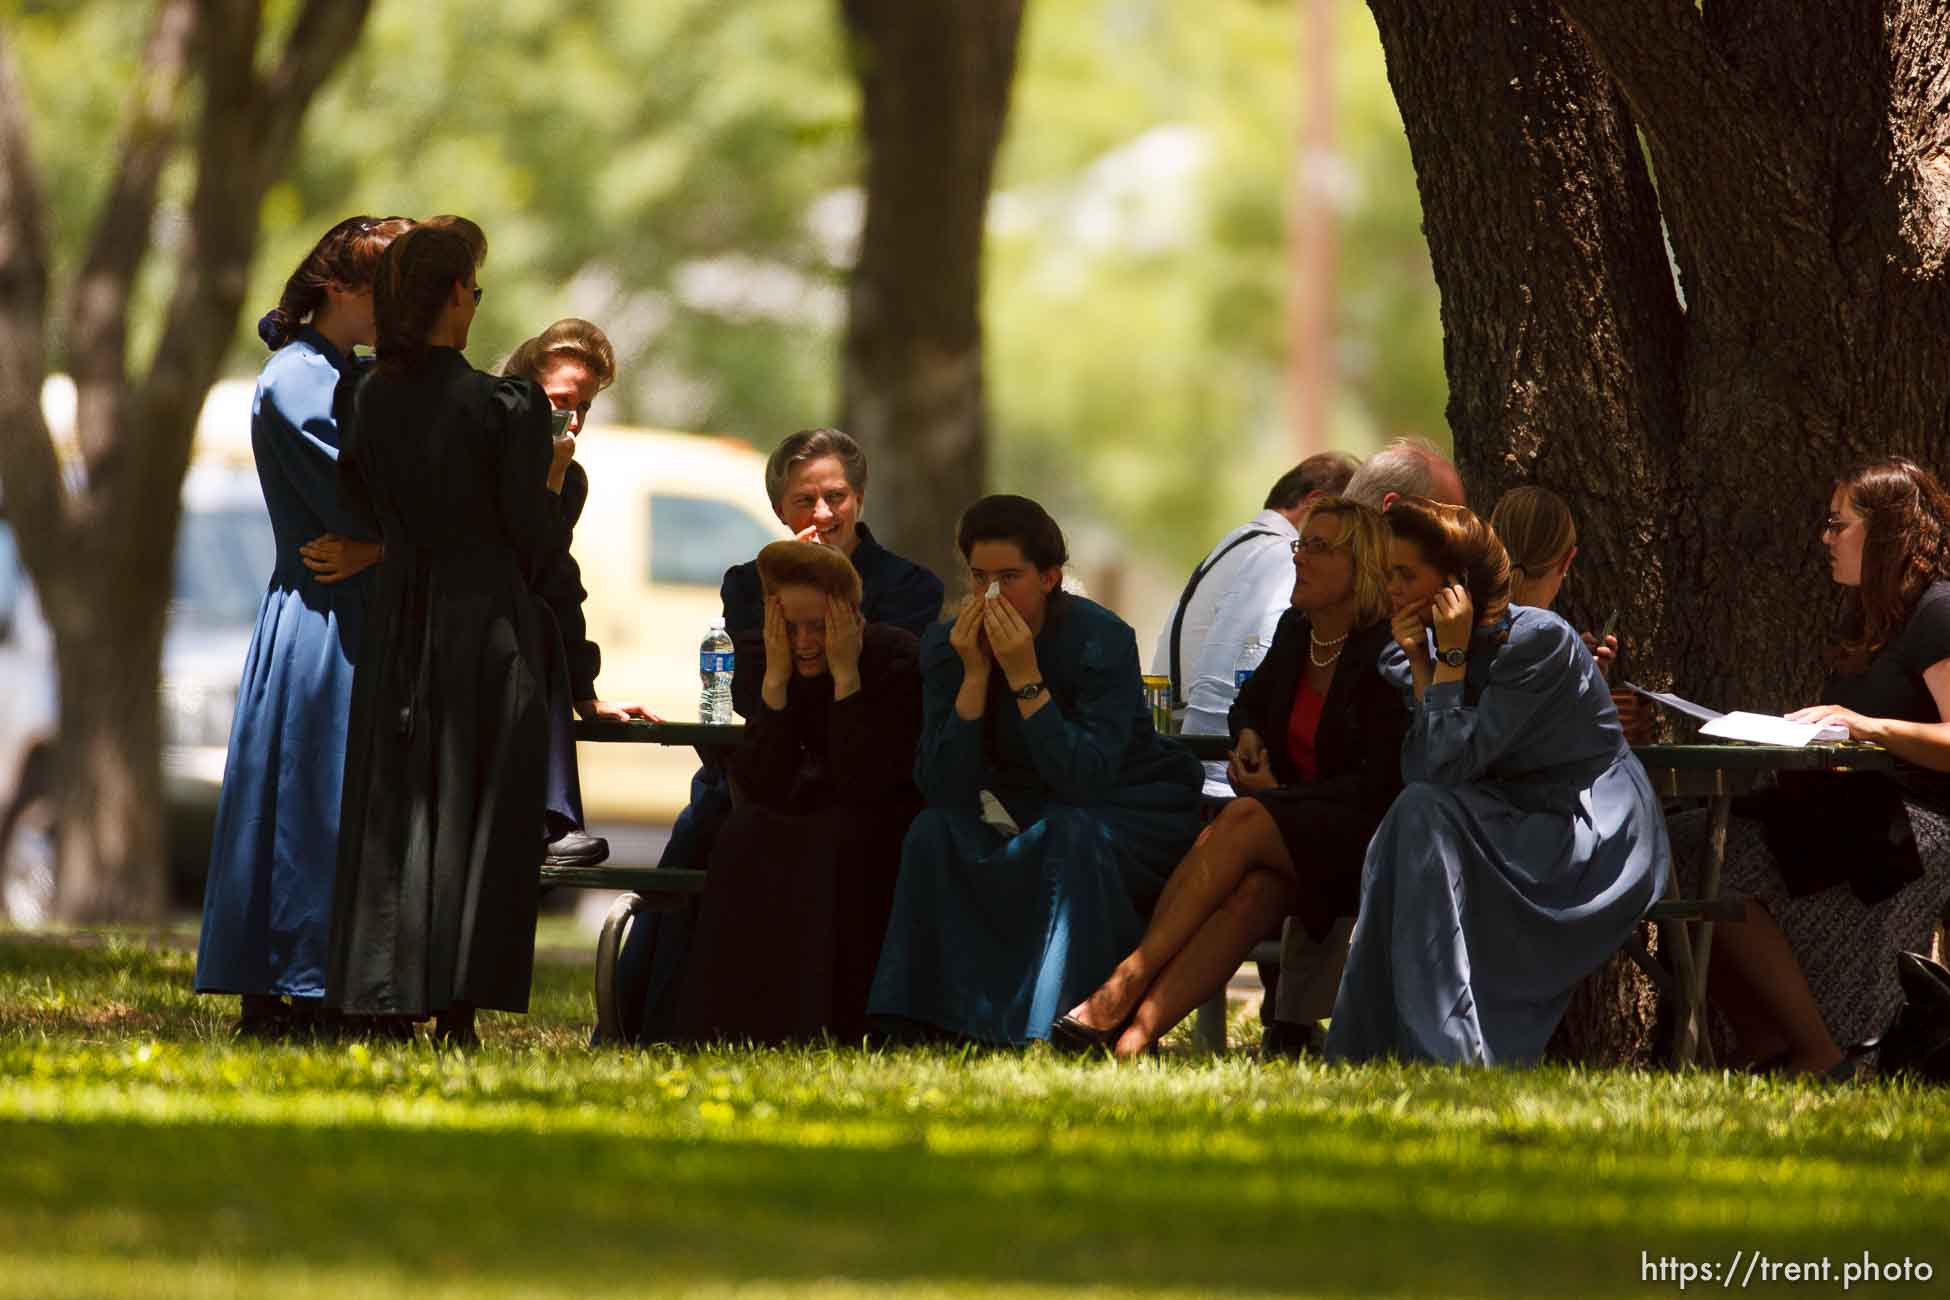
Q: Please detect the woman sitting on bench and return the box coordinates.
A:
[1675,457,1950,1077]
[1053,498,1407,1056]
[666,540,925,1045]
[1325,498,1669,1065]
[868,495,1204,1046]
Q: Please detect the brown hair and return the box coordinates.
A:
[1300,496,1392,628]
[764,428,868,512]
[1384,497,1512,625]
[1266,452,1361,511]
[1830,458,1950,673]
[1489,485,1577,580]
[257,215,413,350]
[755,540,863,606]
[373,217,487,375]
[501,317,617,390]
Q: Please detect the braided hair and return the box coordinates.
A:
[256,215,412,350]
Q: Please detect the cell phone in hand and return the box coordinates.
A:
[549,408,573,439]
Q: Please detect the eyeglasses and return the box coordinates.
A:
[1291,537,1342,557]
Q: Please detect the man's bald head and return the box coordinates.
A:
[1344,436,1466,513]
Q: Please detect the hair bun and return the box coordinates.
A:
[257,310,290,351]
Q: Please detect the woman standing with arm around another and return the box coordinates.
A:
[194,215,410,1037]
[327,219,573,1045]
[867,495,1204,1046]
[1326,498,1669,1066]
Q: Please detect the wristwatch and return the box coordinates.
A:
[1014,680,1047,701]
[1434,646,1468,669]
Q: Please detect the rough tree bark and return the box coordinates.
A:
[1367,0,1685,1066]
[1369,0,1950,1060]
[837,0,1027,591]
[0,0,373,924]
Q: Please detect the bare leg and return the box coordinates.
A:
[1707,900,1841,1074]
[1066,799,1294,1032]
[1113,869,1295,1057]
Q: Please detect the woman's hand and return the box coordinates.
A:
[983,596,1040,688]
[1227,728,1277,793]
[760,596,793,709]
[300,534,383,584]
[1391,599,1432,661]
[1431,580,1474,656]
[576,698,661,722]
[825,596,864,692]
[1785,703,1883,742]
[546,431,577,494]
[948,594,993,684]
[1581,630,1619,677]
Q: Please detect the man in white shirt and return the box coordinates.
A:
[1151,452,1359,797]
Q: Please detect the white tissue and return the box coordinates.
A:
[985,580,1001,600]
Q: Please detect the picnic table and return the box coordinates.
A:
[555,719,1893,1065]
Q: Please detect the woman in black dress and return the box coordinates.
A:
[667,540,924,1044]
[327,218,573,1044]
[1055,497,1407,1056]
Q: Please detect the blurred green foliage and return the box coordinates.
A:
[5,0,1444,573]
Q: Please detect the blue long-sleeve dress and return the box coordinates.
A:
[196,328,374,1000]
[868,595,1204,1044]
[1325,606,1670,1065]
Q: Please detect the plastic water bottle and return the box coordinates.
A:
[1234,634,1268,691]
[699,618,734,723]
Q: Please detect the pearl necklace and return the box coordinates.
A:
[1308,625,1349,668]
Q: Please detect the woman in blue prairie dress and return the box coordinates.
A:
[1326,497,1670,1065]
[868,495,1204,1045]
[194,217,411,1035]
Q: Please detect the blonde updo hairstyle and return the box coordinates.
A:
[501,317,617,391]
[754,540,863,607]
[1383,497,1513,627]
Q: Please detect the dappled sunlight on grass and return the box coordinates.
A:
[2,934,1946,1297]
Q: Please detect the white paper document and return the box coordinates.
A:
[1622,683,1723,724]
[1697,710,1849,747]
[1624,683,1849,747]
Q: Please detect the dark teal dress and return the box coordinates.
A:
[196,328,372,1000]
[868,595,1203,1044]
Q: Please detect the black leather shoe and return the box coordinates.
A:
[1260,1020,1325,1062]
[544,828,610,868]
[1049,1014,1120,1056]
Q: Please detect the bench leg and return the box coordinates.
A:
[1193,989,1228,1053]
[594,892,648,1044]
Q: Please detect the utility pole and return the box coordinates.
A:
[1286,0,1337,460]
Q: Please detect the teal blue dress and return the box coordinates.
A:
[868,595,1203,1044]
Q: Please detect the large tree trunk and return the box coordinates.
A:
[837,0,1027,590]
[0,0,372,924]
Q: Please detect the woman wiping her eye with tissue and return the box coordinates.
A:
[866,495,1204,1046]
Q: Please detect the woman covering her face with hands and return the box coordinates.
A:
[1324,498,1669,1066]
[867,495,1204,1046]
[660,541,924,1046]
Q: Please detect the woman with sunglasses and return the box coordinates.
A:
[1053,498,1408,1056]
[325,218,574,1045]
[1673,458,1950,1076]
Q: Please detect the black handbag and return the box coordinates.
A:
[1873,951,1950,1084]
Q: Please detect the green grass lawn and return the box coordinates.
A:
[1,932,1946,1299]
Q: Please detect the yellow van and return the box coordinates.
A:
[569,425,785,823]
